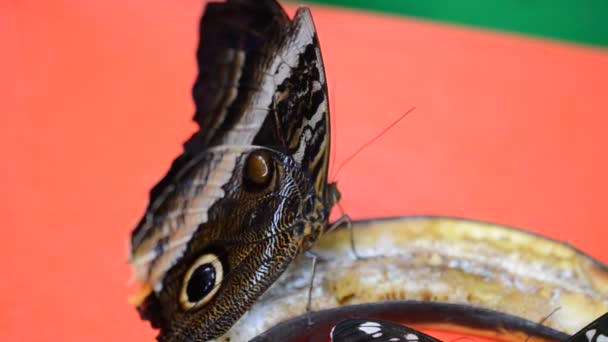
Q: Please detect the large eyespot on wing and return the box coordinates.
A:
[243,149,274,191]
[132,147,309,341]
[179,253,224,311]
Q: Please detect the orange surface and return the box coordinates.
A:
[3,1,608,341]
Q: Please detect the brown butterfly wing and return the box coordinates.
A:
[129,0,334,340]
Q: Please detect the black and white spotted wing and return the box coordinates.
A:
[331,313,608,342]
[566,313,608,342]
[331,319,442,342]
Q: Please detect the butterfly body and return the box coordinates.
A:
[128,0,335,340]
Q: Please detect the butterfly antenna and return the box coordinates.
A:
[330,106,416,181]
[524,306,561,342]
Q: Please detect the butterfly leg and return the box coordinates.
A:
[304,250,319,326]
[327,214,362,260]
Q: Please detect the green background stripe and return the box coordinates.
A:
[295,0,608,48]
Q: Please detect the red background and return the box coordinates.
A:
[3,1,608,340]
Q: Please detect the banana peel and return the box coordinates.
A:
[216,216,608,341]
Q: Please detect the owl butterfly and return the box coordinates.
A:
[330,314,608,342]
[128,0,338,340]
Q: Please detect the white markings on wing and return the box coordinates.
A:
[293,128,313,163]
[358,326,381,335]
[597,334,608,342]
[329,325,337,339]
[289,9,328,166]
[358,321,382,335]
[361,321,381,327]
[587,329,598,342]
[405,333,419,341]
